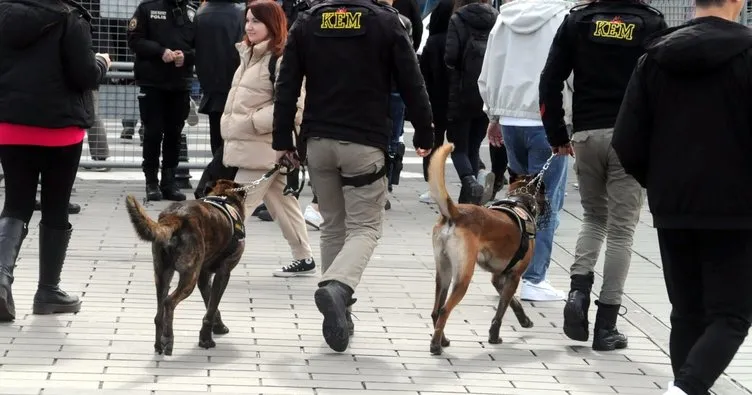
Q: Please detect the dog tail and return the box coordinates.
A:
[125,195,179,242]
[428,143,461,220]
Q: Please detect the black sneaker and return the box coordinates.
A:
[273,258,316,277]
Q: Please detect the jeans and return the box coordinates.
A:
[501,125,568,284]
[657,228,752,395]
[388,92,404,153]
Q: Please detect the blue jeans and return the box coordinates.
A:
[388,92,405,153]
[501,125,568,284]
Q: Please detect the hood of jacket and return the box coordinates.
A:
[454,2,498,32]
[499,0,573,34]
[0,0,70,49]
[428,0,453,35]
[647,16,752,75]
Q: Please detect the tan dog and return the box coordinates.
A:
[125,179,247,356]
[427,143,550,355]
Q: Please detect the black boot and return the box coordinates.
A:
[346,297,357,337]
[460,175,484,205]
[592,300,628,351]
[144,168,162,201]
[160,168,186,201]
[32,223,81,315]
[563,273,594,341]
[0,218,28,322]
[314,280,355,352]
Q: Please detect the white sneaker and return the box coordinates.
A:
[418,191,435,204]
[520,279,566,302]
[304,204,323,230]
[663,381,687,395]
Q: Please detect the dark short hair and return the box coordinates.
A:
[695,0,727,7]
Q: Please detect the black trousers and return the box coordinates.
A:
[208,112,223,155]
[489,144,509,181]
[657,228,752,395]
[193,144,238,199]
[446,115,488,178]
[138,87,190,170]
[0,143,82,229]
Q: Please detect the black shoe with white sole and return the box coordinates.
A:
[273,258,316,277]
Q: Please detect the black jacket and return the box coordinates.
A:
[419,0,452,130]
[0,0,108,130]
[127,0,197,91]
[613,17,752,229]
[444,3,498,120]
[194,0,245,113]
[393,0,423,51]
[272,0,434,153]
[539,0,667,147]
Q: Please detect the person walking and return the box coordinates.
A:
[222,0,317,277]
[0,0,111,321]
[478,0,573,302]
[272,0,434,352]
[444,0,498,205]
[539,0,667,350]
[613,0,752,392]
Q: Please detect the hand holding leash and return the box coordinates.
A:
[275,150,300,174]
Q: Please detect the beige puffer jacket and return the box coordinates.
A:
[221,39,304,170]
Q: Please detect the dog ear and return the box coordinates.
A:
[203,180,217,197]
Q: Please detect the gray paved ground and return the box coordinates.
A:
[1,143,751,394]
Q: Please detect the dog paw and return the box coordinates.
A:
[198,338,216,349]
[430,343,443,356]
[154,343,163,354]
[212,323,230,335]
[441,336,450,347]
[488,336,503,345]
[160,336,174,356]
[521,318,534,328]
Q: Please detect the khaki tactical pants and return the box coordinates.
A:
[306,137,387,290]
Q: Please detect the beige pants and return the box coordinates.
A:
[306,137,387,290]
[235,168,312,260]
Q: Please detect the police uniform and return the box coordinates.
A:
[271,0,433,352]
[538,0,667,351]
[127,0,196,202]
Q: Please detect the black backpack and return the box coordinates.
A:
[456,22,490,112]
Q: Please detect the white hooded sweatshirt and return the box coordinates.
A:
[478,0,574,126]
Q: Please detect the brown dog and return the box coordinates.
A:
[125,179,247,356]
[427,143,550,355]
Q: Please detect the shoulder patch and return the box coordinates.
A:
[128,17,138,31]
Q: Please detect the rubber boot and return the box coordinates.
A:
[591,300,628,351]
[160,168,187,201]
[144,167,162,201]
[32,223,82,315]
[563,272,594,341]
[314,280,355,352]
[0,218,28,322]
[460,175,484,205]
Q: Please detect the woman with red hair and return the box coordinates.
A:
[221,0,315,277]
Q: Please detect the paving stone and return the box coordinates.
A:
[0,143,749,394]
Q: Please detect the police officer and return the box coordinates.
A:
[127,0,197,201]
[539,0,666,351]
[272,0,434,353]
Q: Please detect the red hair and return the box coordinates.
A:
[244,1,288,56]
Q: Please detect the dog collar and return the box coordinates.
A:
[200,196,246,240]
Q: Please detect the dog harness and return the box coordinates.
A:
[200,196,246,240]
[486,198,537,274]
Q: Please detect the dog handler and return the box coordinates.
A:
[613,0,752,392]
[539,0,666,351]
[272,0,434,352]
